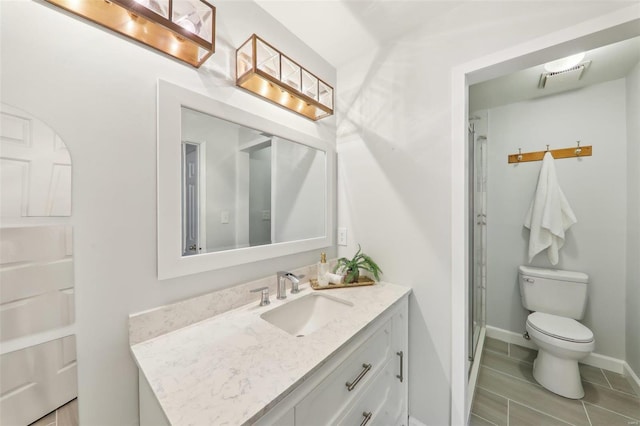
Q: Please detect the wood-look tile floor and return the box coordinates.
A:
[471,338,640,426]
[29,399,78,426]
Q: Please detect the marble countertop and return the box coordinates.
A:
[130,281,411,426]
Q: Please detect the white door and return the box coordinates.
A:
[1,335,77,425]
[0,104,71,217]
[0,103,77,425]
[182,142,200,255]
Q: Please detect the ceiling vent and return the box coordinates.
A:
[538,61,591,89]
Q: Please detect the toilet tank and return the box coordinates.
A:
[519,265,589,320]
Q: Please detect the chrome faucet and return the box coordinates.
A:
[277,271,300,299]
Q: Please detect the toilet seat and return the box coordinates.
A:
[527,312,593,343]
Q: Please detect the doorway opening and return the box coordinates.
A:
[451,8,640,425]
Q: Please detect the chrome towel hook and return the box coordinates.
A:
[517,148,523,162]
[575,141,582,156]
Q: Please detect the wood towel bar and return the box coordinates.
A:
[508,143,592,164]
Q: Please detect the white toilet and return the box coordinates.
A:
[519,265,595,399]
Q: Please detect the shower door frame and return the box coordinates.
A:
[467,124,475,363]
[468,123,486,365]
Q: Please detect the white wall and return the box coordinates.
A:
[626,62,640,374]
[182,109,241,252]
[485,79,628,359]
[273,138,325,242]
[203,123,240,251]
[335,3,633,424]
[249,145,272,245]
[0,1,335,424]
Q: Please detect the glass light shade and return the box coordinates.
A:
[134,0,169,18]
[236,34,334,121]
[172,0,214,44]
[302,70,319,100]
[236,38,254,78]
[256,38,280,80]
[45,0,215,68]
[318,81,333,110]
[281,56,301,92]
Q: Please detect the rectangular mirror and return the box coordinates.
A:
[181,107,326,255]
[158,80,334,279]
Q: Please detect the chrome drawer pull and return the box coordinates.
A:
[360,411,373,426]
[345,363,372,391]
[396,350,404,383]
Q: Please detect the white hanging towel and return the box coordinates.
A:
[524,151,577,265]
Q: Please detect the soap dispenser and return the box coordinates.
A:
[317,252,329,286]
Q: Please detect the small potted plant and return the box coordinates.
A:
[334,244,382,284]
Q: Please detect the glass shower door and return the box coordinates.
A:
[469,123,487,364]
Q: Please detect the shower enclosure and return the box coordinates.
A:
[468,116,487,366]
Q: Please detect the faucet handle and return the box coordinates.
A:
[250,286,270,306]
[290,276,301,294]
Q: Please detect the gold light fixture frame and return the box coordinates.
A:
[236,34,334,121]
[44,0,216,68]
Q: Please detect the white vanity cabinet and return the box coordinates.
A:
[133,283,411,426]
[255,296,408,426]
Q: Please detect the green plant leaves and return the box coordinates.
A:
[331,244,382,281]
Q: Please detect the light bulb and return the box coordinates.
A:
[177,19,197,34]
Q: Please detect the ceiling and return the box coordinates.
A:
[254,0,465,67]
[254,1,640,111]
[470,36,640,111]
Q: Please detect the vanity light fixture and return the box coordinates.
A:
[44,0,215,68]
[236,34,334,121]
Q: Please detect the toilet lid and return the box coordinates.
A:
[527,312,594,343]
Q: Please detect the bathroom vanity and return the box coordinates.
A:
[130,282,410,425]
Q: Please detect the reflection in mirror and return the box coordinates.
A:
[0,104,77,425]
[181,107,326,256]
[157,80,334,279]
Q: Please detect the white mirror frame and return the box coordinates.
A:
[157,80,335,279]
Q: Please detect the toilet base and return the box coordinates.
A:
[532,350,584,399]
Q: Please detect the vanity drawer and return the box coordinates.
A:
[336,357,405,426]
[294,318,392,425]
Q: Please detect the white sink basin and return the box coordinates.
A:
[261,292,354,337]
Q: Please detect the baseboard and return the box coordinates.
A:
[408,416,427,426]
[486,325,537,349]
[624,362,640,396]
[582,352,625,374]
[485,325,625,374]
